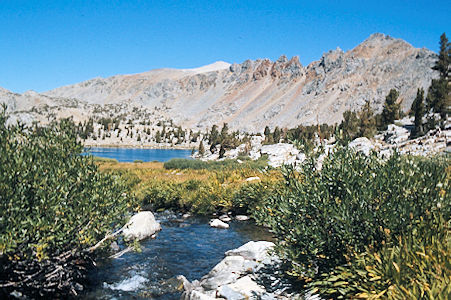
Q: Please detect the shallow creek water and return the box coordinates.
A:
[83,212,273,299]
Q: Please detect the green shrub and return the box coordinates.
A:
[163,156,268,171]
[0,109,129,297]
[140,178,233,215]
[92,156,118,163]
[232,180,282,215]
[254,147,450,284]
[311,215,450,299]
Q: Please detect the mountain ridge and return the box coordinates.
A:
[1,33,439,132]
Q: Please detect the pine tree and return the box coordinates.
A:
[433,33,450,79]
[358,101,376,138]
[427,33,450,125]
[155,131,161,143]
[273,126,281,143]
[264,126,271,140]
[380,89,400,130]
[220,123,229,141]
[219,144,225,159]
[339,110,359,141]
[413,88,425,137]
[209,125,219,147]
[198,141,205,156]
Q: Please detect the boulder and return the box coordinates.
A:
[225,241,274,261]
[122,211,161,241]
[180,241,309,300]
[235,215,250,221]
[209,219,230,229]
[348,137,375,155]
[384,124,410,144]
[221,275,265,298]
[219,215,232,222]
[217,285,246,300]
[183,290,216,300]
[260,143,300,168]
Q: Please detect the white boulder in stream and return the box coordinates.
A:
[122,211,161,241]
[209,219,230,229]
[181,241,299,299]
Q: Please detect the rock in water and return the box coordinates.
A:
[225,241,274,261]
[122,211,161,241]
[181,241,291,299]
[219,215,232,222]
[235,215,250,221]
[209,219,230,229]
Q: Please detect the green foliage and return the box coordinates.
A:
[264,126,272,143]
[209,124,220,147]
[198,141,205,156]
[380,89,401,130]
[232,180,282,215]
[219,144,226,159]
[0,108,130,295]
[140,174,249,215]
[424,33,451,130]
[358,101,377,138]
[412,88,425,138]
[311,215,450,299]
[254,147,450,290]
[433,33,450,79]
[273,126,281,143]
[285,124,335,151]
[163,156,268,171]
[338,110,360,141]
[92,156,119,163]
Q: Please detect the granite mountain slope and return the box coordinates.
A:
[2,33,438,132]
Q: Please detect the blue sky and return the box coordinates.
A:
[0,1,449,93]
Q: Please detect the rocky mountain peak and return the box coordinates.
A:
[1,33,439,132]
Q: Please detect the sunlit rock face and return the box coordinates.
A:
[2,34,438,132]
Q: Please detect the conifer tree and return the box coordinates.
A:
[413,88,425,137]
[209,125,219,147]
[220,123,229,141]
[339,110,359,141]
[433,33,450,79]
[380,89,400,130]
[273,126,281,143]
[155,131,161,143]
[427,33,450,126]
[219,144,225,158]
[264,126,271,140]
[198,141,205,156]
[358,101,376,138]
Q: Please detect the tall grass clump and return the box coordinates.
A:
[254,147,450,298]
[0,107,130,297]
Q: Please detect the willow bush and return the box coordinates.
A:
[254,147,450,298]
[0,108,130,297]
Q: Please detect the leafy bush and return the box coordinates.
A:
[311,215,450,299]
[140,176,235,214]
[232,180,283,215]
[254,147,450,294]
[0,109,129,297]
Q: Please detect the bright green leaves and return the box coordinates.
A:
[0,109,129,262]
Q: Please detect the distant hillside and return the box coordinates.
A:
[1,33,438,132]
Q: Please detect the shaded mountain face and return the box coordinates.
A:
[2,33,438,132]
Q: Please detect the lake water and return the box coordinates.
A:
[84,147,192,162]
[84,212,273,299]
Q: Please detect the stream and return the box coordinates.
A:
[83,212,273,299]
